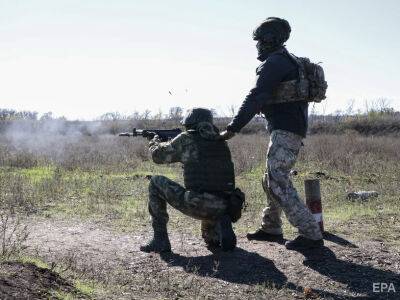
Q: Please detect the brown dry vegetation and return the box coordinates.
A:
[0,116,399,299]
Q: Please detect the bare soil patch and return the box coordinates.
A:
[0,261,83,300]
[14,218,400,299]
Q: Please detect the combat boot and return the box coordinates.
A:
[285,235,323,250]
[205,240,220,251]
[217,215,236,251]
[140,229,171,253]
[246,228,284,243]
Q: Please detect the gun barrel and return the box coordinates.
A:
[118,132,133,137]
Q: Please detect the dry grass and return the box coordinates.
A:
[0,174,30,259]
[301,133,400,173]
[0,134,149,172]
[228,133,267,174]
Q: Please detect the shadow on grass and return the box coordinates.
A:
[300,246,399,300]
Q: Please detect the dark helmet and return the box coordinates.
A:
[181,108,213,127]
[253,17,291,46]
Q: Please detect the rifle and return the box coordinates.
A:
[118,128,182,142]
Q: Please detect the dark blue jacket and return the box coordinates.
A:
[227,47,308,137]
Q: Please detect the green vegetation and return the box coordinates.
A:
[18,255,51,269]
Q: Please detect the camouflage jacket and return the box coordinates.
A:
[149,122,221,164]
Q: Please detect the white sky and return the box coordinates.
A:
[1,0,399,119]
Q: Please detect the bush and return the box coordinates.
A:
[309,113,400,136]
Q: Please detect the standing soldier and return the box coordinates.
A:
[220,17,323,250]
[141,108,244,253]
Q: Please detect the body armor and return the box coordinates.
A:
[183,133,235,192]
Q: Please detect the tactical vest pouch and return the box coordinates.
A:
[227,188,245,223]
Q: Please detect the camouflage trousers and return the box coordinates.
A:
[148,175,228,244]
[261,130,323,240]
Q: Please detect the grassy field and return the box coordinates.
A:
[0,129,399,299]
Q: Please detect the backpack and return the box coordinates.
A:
[272,51,328,104]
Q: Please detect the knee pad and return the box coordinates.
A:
[149,175,167,188]
[148,175,163,195]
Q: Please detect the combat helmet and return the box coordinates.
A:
[253,17,291,46]
[181,108,213,128]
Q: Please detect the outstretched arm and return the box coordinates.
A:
[226,54,293,134]
[149,133,189,164]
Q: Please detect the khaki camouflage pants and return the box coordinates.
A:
[261,130,323,240]
[148,175,228,244]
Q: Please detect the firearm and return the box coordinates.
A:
[118,128,182,142]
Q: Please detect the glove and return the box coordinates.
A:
[149,135,161,147]
[219,130,236,140]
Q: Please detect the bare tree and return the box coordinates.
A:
[345,99,355,115]
[100,112,122,121]
[141,109,152,120]
[168,107,183,122]
[40,112,53,121]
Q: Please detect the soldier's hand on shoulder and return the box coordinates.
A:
[220,130,236,140]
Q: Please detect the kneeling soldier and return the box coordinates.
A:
[140,108,244,253]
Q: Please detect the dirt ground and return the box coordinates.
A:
[0,261,84,299]
[11,217,397,299]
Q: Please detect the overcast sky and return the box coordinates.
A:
[1,0,399,119]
